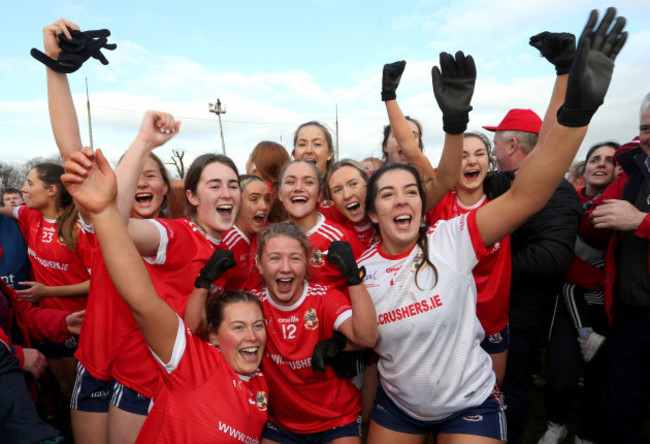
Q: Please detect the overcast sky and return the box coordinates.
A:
[1,1,648,176]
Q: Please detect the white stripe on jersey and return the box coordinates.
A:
[307,213,344,243]
[357,244,379,263]
[222,226,250,249]
[319,223,344,242]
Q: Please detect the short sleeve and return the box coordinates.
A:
[428,212,487,275]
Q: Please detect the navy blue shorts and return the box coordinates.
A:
[481,324,509,354]
[262,415,362,443]
[371,384,507,440]
[40,335,78,358]
[111,381,151,416]
[70,362,112,413]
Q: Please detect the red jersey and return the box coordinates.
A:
[74,228,158,381]
[137,318,268,443]
[215,226,262,293]
[112,218,224,397]
[318,199,346,224]
[1,277,71,368]
[428,190,511,334]
[251,283,360,433]
[306,213,365,293]
[342,220,379,249]
[14,206,89,312]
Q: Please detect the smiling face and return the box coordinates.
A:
[328,165,368,224]
[258,235,307,307]
[368,168,422,255]
[236,180,270,237]
[293,125,333,176]
[584,145,617,196]
[208,301,266,375]
[186,161,241,239]
[457,136,490,194]
[131,156,169,219]
[21,169,52,211]
[384,120,421,164]
[278,162,320,226]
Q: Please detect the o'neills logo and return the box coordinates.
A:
[304,308,319,330]
[256,391,268,411]
[309,248,325,268]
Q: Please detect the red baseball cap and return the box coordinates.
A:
[482,108,542,134]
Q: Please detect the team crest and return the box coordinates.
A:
[309,248,325,268]
[304,308,319,330]
[256,391,268,411]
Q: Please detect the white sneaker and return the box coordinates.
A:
[577,328,606,362]
[575,436,594,444]
[538,422,568,444]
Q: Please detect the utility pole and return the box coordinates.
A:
[208,98,227,155]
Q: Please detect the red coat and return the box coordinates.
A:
[580,147,650,322]
[0,279,71,367]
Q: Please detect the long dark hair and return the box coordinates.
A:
[366,163,437,289]
[197,290,263,340]
[34,163,79,251]
[184,154,239,219]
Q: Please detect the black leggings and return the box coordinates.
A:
[543,293,608,440]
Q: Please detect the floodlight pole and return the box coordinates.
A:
[208,98,227,155]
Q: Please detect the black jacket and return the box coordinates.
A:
[508,178,582,331]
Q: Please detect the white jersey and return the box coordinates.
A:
[358,212,495,421]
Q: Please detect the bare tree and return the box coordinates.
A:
[168,148,186,179]
[0,154,63,189]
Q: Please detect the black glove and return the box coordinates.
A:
[311,331,347,373]
[529,31,576,75]
[381,61,406,101]
[431,51,476,135]
[194,250,236,289]
[81,29,117,65]
[330,351,364,379]
[557,7,627,128]
[483,171,515,200]
[31,27,116,73]
[326,241,365,286]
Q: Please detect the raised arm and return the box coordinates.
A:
[62,147,178,363]
[382,62,437,190]
[384,98,439,200]
[425,51,477,211]
[43,19,84,164]
[184,250,236,336]
[529,31,574,149]
[476,8,627,247]
[115,111,180,221]
[325,241,377,348]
